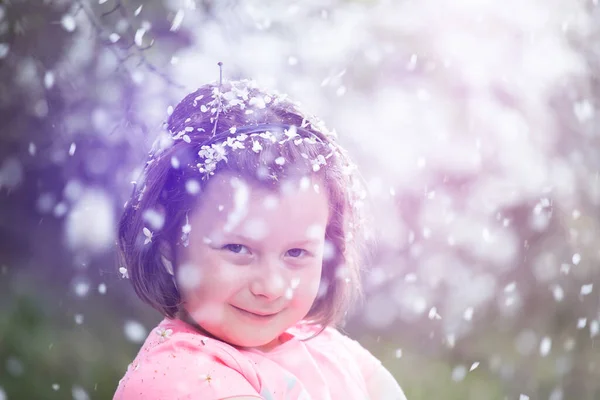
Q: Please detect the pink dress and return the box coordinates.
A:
[113,318,382,399]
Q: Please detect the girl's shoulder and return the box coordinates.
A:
[297,323,384,382]
[113,318,263,400]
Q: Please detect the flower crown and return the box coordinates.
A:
[188,123,340,178]
[131,81,367,249]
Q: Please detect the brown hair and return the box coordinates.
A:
[117,80,367,330]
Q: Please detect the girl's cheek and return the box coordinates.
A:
[217,262,252,284]
[189,301,227,326]
[292,272,322,300]
[308,275,322,296]
[176,262,204,292]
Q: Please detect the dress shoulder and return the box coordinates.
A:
[113,319,262,400]
[321,325,383,381]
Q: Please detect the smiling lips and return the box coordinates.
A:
[232,305,280,319]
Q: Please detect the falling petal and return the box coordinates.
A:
[72,385,90,400]
[591,320,599,338]
[551,285,564,302]
[451,365,466,382]
[124,320,147,343]
[581,283,593,296]
[539,337,552,357]
[464,307,474,321]
[143,209,165,231]
[0,43,9,59]
[170,9,184,32]
[44,71,55,89]
[134,28,145,47]
[143,227,153,244]
[61,15,76,32]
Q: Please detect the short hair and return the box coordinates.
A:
[117,80,367,329]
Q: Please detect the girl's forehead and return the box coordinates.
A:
[202,172,323,202]
[190,172,330,235]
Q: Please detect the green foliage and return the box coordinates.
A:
[0,292,137,399]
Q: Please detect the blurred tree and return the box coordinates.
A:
[1,0,599,399]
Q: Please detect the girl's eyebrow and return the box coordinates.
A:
[287,239,321,248]
[221,233,258,245]
[224,233,320,248]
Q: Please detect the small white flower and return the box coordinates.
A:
[119,267,129,279]
[311,154,327,171]
[143,227,153,245]
[156,327,173,342]
[259,131,277,143]
[251,140,263,153]
[225,136,244,150]
[283,125,298,139]
[211,144,227,159]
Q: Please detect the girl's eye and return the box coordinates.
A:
[222,244,250,254]
[286,248,306,258]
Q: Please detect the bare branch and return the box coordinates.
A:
[73,0,184,89]
[101,3,121,17]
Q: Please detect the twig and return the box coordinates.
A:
[101,3,121,17]
[211,61,224,137]
[73,0,184,89]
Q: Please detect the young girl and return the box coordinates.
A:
[114,79,406,399]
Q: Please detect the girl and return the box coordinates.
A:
[114,79,406,399]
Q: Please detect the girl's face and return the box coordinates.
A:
[178,172,329,351]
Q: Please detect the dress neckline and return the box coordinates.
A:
[163,317,303,354]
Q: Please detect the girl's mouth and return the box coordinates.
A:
[232,305,279,321]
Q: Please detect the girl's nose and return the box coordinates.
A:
[249,261,287,300]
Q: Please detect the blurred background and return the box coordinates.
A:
[1,0,599,399]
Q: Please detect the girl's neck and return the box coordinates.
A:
[175,308,218,338]
[174,307,287,352]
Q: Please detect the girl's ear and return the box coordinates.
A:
[159,241,175,276]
